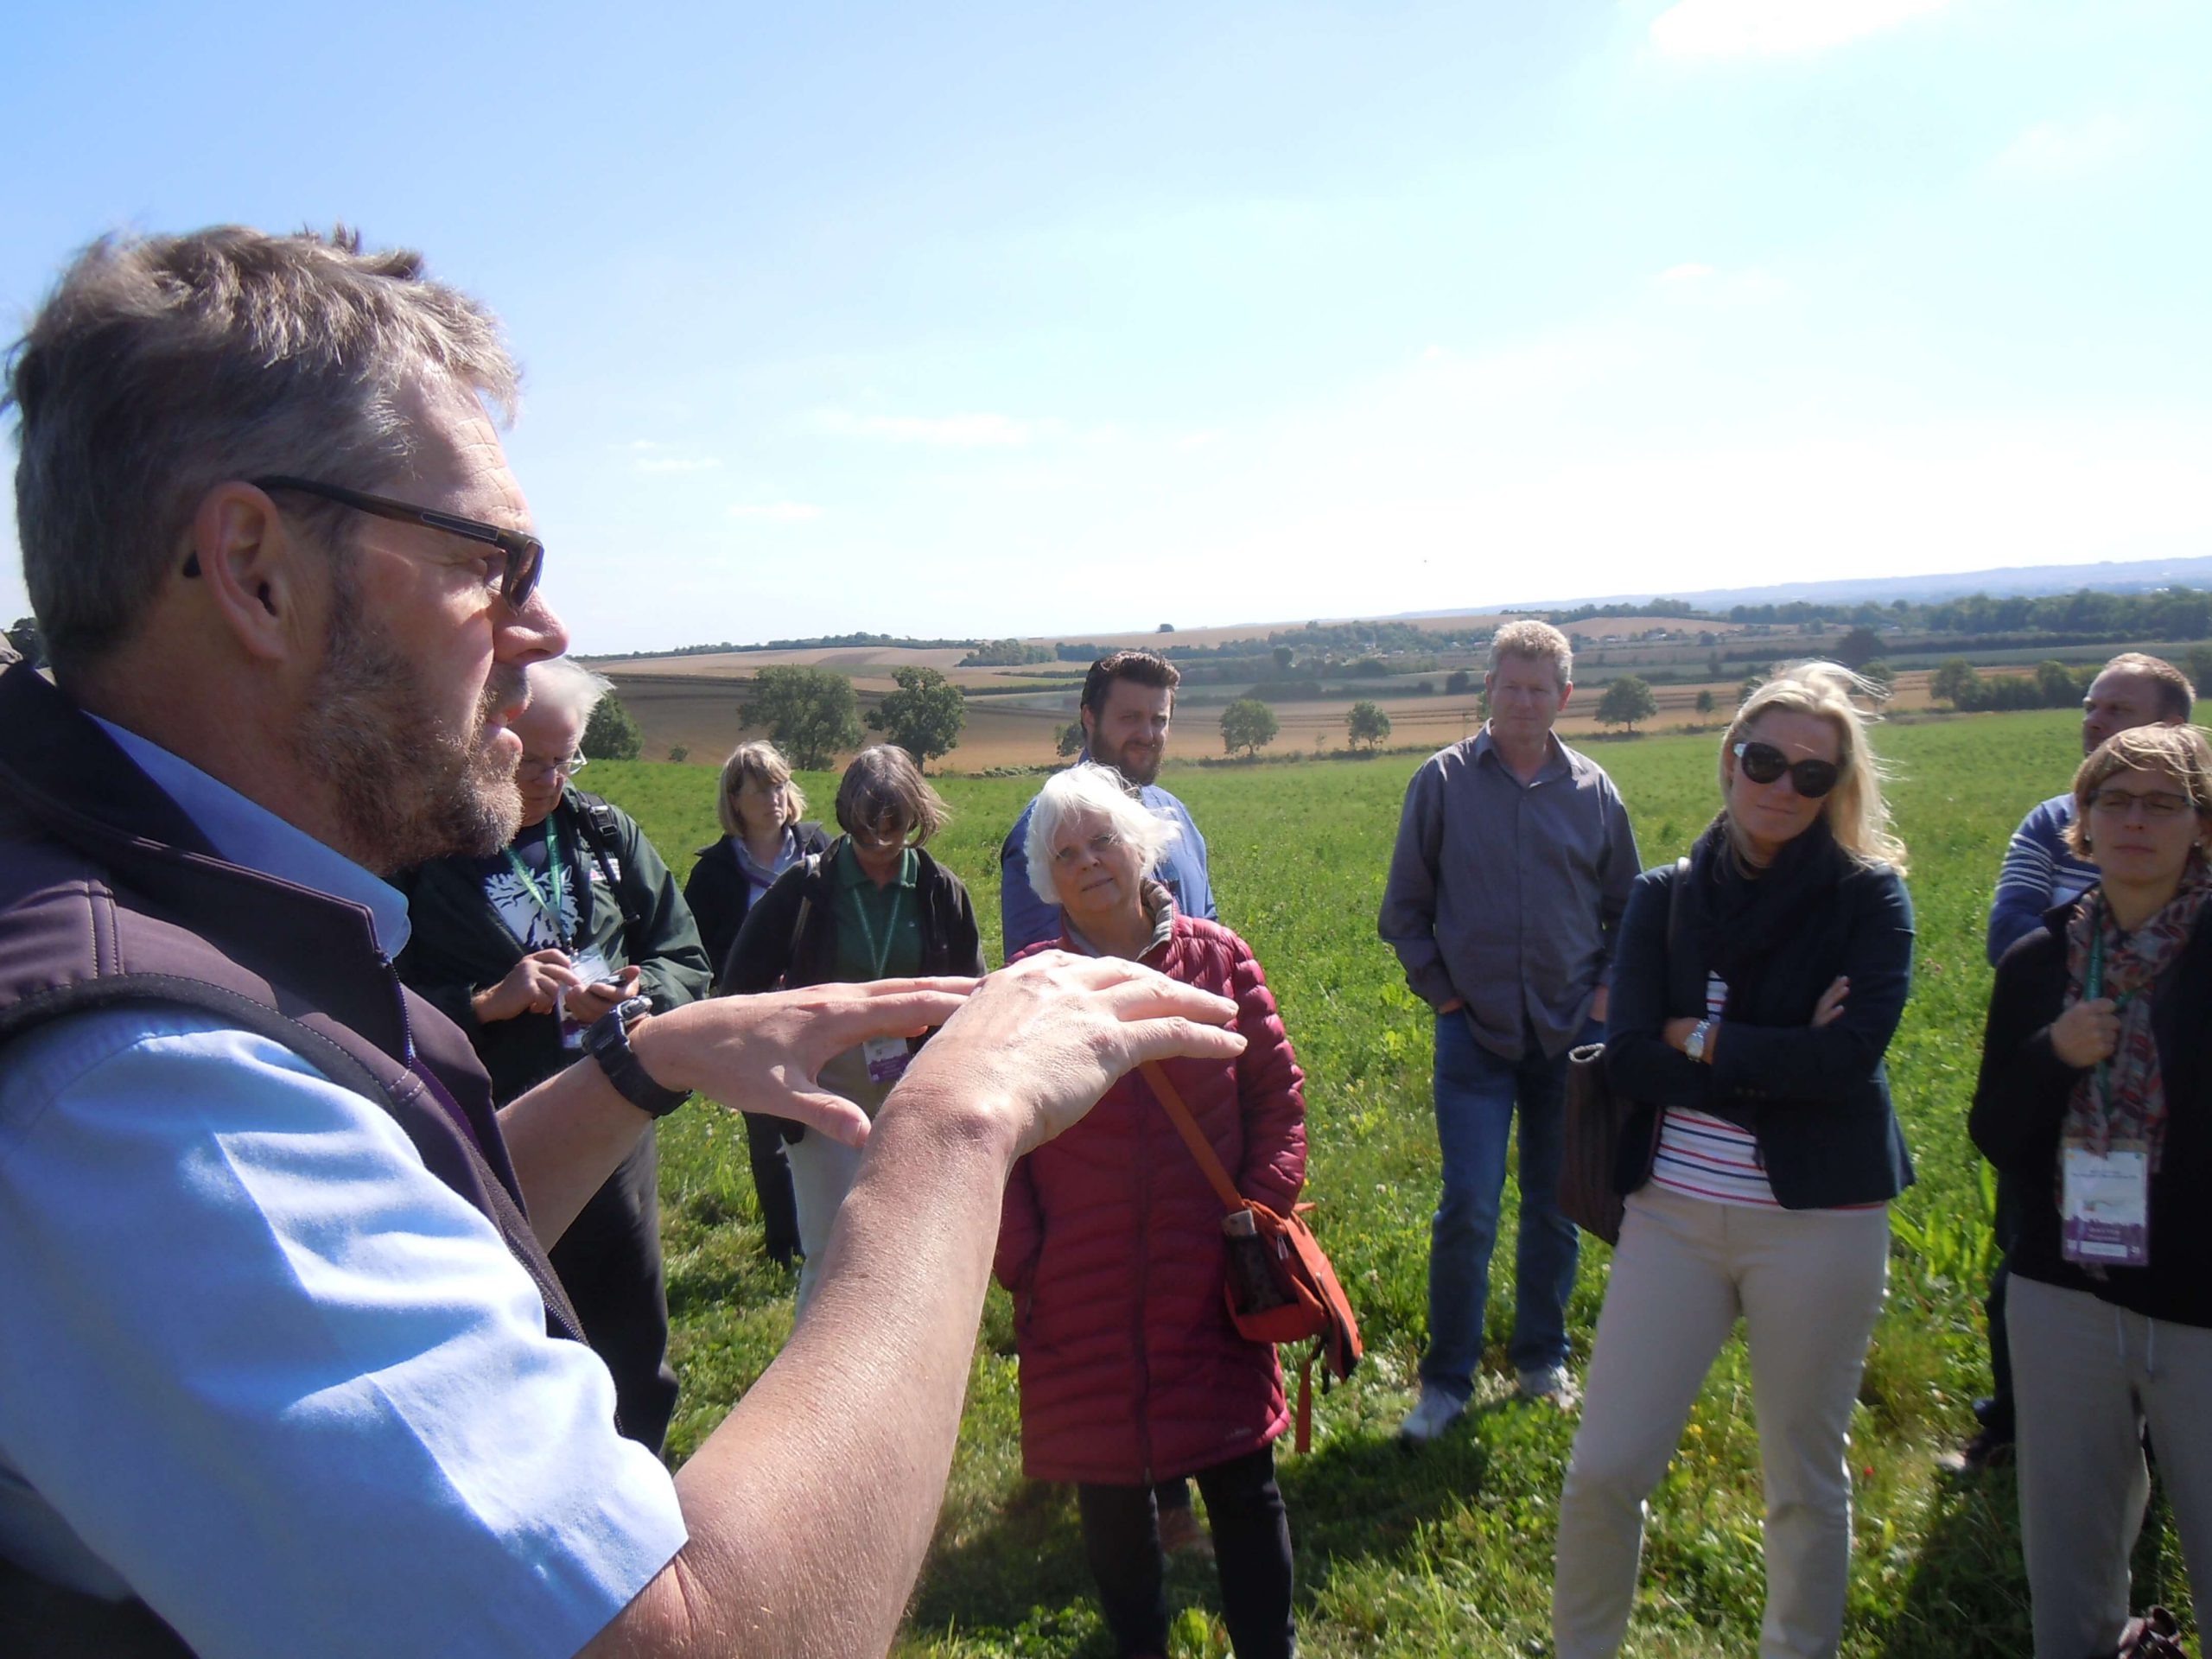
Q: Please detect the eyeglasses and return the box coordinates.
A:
[255,475,545,612]
[1732,741,1840,799]
[517,753,588,785]
[2088,787,2192,819]
[1051,831,1123,868]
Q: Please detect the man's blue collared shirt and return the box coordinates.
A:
[0,726,685,1659]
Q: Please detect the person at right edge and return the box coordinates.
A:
[1955,652,2193,1476]
[1553,662,1915,1659]
[1970,721,2212,1659]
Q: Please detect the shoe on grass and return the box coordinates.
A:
[1516,1365,1580,1409]
[1155,1501,1214,1560]
[1398,1389,1465,1443]
[1936,1424,2014,1477]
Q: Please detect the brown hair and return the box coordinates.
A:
[2098,652,2196,722]
[6,225,519,675]
[835,746,951,846]
[1081,650,1181,719]
[715,740,807,839]
[2064,724,2212,856]
[1488,620,1573,690]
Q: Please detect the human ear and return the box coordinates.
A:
[183,483,321,664]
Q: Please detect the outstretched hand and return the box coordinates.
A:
[635,978,980,1146]
[889,950,1246,1157]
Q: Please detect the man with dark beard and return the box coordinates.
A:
[0,226,1246,1659]
[1000,650,1217,958]
[398,657,709,1453]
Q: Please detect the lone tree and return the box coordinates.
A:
[742,665,862,769]
[1930,658,1980,711]
[1835,626,1883,671]
[1346,700,1393,750]
[1219,697,1279,758]
[1594,676,1658,734]
[582,694,643,761]
[1694,689,1716,715]
[867,664,966,771]
[1056,720,1085,758]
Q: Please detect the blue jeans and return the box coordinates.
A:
[1420,1010,1589,1401]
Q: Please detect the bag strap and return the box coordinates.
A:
[778,855,823,988]
[1138,1060,1246,1216]
[1663,855,1693,1002]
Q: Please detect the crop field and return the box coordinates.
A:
[585,705,2197,1657]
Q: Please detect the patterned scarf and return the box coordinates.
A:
[2062,855,2212,1170]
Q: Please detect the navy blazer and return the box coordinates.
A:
[1604,853,1917,1210]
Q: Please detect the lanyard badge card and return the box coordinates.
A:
[2062,919,2152,1268]
[852,870,914,1085]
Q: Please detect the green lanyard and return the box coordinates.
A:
[502,828,574,950]
[2083,902,2130,1124]
[849,857,912,980]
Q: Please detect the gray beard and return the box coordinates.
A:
[298,573,523,874]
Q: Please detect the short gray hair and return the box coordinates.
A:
[1024,763,1174,907]
[528,658,613,727]
[1489,620,1573,689]
[6,225,520,675]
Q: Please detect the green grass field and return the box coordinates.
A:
[587,707,2197,1657]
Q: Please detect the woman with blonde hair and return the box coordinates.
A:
[1554,662,1916,1659]
[1972,722,2212,1657]
[721,747,983,1306]
[683,740,830,1266]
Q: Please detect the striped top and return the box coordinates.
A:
[1649,973,1783,1208]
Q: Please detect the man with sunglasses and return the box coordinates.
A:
[1945,651,2196,1478]
[395,656,711,1455]
[0,226,1245,1659]
[1382,620,1640,1440]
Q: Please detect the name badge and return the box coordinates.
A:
[2062,1146,2150,1268]
[862,1033,912,1085]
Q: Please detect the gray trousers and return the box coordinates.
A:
[2009,1274,2212,1659]
[785,1044,894,1311]
[1554,1185,1891,1659]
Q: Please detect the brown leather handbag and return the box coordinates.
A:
[1139,1060,1362,1452]
[1559,857,1689,1247]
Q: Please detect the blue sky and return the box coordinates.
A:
[3,0,2206,653]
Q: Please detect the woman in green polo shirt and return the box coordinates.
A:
[721,746,986,1306]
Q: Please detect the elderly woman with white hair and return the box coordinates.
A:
[993,763,1307,1659]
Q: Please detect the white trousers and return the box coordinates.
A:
[1554,1185,1891,1659]
[785,1042,895,1311]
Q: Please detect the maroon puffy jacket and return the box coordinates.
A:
[995,915,1306,1484]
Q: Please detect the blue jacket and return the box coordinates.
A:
[1605,851,1917,1210]
[999,775,1216,962]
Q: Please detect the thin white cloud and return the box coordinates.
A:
[1656,262,1716,283]
[1650,0,1955,60]
[1993,112,2156,181]
[814,410,1055,447]
[634,455,724,474]
[726,501,822,522]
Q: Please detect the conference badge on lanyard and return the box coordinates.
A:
[852,867,914,1084]
[2062,919,2151,1268]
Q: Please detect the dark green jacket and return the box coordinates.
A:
[394,788,711,1104]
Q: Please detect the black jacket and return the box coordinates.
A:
[1971,903,2212,1329]
[721,840,986,994]
[1605,849,1917,1210]
[394,789,710,1104]
[683,823,832,993]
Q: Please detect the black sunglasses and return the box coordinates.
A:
[1732,741,1840,799]
[251,475,544,611]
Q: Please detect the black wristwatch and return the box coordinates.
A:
[583,995,690,1117]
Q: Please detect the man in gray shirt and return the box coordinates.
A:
[1380,620,1640,1440]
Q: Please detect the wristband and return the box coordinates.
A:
[583,995,690,1117]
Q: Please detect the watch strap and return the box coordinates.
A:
[586,995,690,1117]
